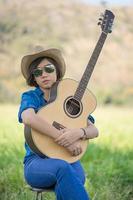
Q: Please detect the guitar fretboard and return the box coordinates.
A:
[74,32,107,101]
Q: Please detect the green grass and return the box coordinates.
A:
[0,104,133,200]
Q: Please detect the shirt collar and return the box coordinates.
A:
[35,87,44,96]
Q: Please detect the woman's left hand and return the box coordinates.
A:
[54,128,83,147]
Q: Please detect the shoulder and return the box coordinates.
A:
[18,88,38,123]
[21,88,37,97]
[19,88,39,109]
[20,88,40,102]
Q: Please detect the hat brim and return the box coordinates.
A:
[21,48,66,80]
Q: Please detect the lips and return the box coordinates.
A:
[42,80,50,84]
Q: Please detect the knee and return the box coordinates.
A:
[55,159,72,175]
[56,159,70,170]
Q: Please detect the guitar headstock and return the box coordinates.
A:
[98,10,115,34]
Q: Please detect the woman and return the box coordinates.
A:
[18,46,99,200]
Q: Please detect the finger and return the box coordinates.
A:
[58,140,69,147]
[73,148,82,156]
[72,149,78,156]
[55,137,60,142]
[63,142,71,147]
[63,139,73,147]
[62,141,70,147]
[55,135,64,142]
[58,141,64,146]
[80,148,82,153]
[76,148,81,155]
[78,148,82,155]
[58,139,66,145]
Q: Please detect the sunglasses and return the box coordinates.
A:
[33,64,55,77]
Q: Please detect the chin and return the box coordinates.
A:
[41,81,54,89]
[42,84,51,89]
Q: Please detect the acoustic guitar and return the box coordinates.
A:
[25,10,115,163]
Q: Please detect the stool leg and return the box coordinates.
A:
[35,192,43,200]
[35,192,39,200]
[41,192,43,200]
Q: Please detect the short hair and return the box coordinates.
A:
[27,57,61,87]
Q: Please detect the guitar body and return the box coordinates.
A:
[25,78,96,163]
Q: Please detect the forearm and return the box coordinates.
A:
[26,114,61,139]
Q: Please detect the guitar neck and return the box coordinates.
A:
[74,32,107,101]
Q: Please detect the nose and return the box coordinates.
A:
[41,70,48,77]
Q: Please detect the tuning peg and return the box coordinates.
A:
[99,18,103,21]
[97,22,102,26]
[108,27,113,33]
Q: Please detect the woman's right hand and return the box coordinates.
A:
[65,140,82,156]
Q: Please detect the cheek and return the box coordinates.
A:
[34,77,40,85]
[54,74,57,81]
[52,72,57,81]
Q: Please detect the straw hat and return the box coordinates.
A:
[21,46,66,80]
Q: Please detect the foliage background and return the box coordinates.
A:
[0,0,133,105]
[0,0,133,199]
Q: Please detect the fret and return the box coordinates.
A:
[74,94,81,101]
[74,32,107,101]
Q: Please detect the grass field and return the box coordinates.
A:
[0,104,133,200]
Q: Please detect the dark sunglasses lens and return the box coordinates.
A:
[33,69,43,77]
[45,65,55,73]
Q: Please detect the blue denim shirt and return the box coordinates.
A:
[18,86,95,163]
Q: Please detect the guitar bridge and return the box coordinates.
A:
[53,121,66,130]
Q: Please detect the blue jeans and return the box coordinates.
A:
[24,155,90,200]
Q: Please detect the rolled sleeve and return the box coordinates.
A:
[88,115,95,124]
[18,92,37,123]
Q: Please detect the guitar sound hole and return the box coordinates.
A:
[64,96,83,118]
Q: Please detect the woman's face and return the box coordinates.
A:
[34,58,57,90]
